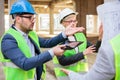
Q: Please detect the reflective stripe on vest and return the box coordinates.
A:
[54,58,88,77]
[0,28,46,80]
[2,62,34,80]
[110,34,120,80]
[53,33,87,77]
[2,62,19,68]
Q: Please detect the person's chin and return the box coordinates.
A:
[29,26,33,30]
[28,28,33,32]
[30,24,34,30]
[29,28,33,31]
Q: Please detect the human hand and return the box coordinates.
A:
[61,68,70,75]
[52,45,66,56]
[83,45,96,55]
[64,23,85,36]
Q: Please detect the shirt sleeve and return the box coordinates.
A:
[57,52,84,66]
[48,49,54,57]
[68,71,84,80]
[62,31,67,39]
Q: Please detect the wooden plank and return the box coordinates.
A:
[96,0,104,6]
[88,0,96,14]
[75,0,88,35]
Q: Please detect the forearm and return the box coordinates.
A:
[21,51,52,70]
[57,52,84,66]
[39,33,67,48]
[3,48,52,71]
[68,71,84,80]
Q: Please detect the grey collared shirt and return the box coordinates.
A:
[14,27,35,56]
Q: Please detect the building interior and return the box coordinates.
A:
[1,0,104,42]
[0,0,105,80]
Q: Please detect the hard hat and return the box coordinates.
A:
[59,8,78,23]
[10,0,36,15]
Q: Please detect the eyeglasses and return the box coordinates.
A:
[63,20,78,23]
[19,15,36,22]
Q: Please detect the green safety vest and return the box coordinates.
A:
[110,34,120,80]
[53,33,87,77]
[0,28,46,80]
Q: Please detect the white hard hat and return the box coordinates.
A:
[59,8,78,23]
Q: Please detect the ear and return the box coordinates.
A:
[62,22,66,27]
[15,16,21,23]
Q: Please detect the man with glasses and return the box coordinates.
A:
[0,1,84,80]
[53,8,102,80]
[60,1,120,80]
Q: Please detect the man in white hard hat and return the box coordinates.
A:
[61,1,120,80]
[53,8,102,80]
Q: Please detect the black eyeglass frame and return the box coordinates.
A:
[19,15,33,19]
[19,15,36,21]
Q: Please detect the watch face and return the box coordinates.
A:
[61,41,83,50]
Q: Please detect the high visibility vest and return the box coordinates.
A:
[0,28,46,80]
[53,33,87,78]
[110,34,120,80]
